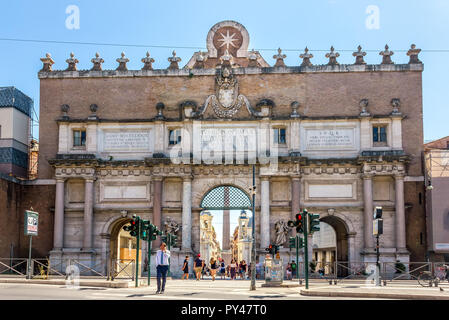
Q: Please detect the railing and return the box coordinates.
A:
[108,259,135,281]
[382,261,431,284]
[0,258,28,276]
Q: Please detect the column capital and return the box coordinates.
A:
[291,176,301,181]
[183,175,193,182]
[55,177,66,182]
[152,176,164,182]
[362,174,374,180]
[84,177,96,183]
[394,173,405,180]
[260,176,271,181]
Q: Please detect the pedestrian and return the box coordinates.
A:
[219,259,226,279]
[194,254,203,281]
[155,242,170,294]
[210,257,218,281]
[256,261,262,279]
[240,260,247,279]
[181,256,189,280]
[291,260,297,279]
[286,263,292,280]
[230,259,237,280]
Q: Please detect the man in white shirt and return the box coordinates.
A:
[156,242,170,294]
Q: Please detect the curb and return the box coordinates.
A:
[0,279,131,288]
[300,289,449,300]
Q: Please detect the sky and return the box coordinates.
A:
[1,0,448,141]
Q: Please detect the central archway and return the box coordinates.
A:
[319,215,350,277]
[199,185,253,270]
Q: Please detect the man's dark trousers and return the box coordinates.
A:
[157,265,169,292]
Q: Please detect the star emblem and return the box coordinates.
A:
[217,30,239,50]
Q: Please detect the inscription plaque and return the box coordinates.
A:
[103,131,150,151]
[306,129,355,150]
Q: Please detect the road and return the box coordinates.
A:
[0,279,387,300]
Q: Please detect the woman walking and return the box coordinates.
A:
[240,260,247,279]
[230,259,237,280]
[210,257,218,281]
[181,256,189,280]
[219,259,226,280]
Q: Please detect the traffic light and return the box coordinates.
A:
[373,206,383,219]
[289,237,296,248]
[265,244,274,255]
[273,245,279,255]
[287,212,304,234]
[169,234,177,247]
[141,220,150,240]
[123,218,139,237]
[309,213,320,234]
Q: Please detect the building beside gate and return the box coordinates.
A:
[37,20,426,276]
[424,137,449,262]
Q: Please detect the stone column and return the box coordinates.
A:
[222,186,231,251]
[54,178,65,250]
[182,176,192,251]
[395,175,406,250]
[153,177,163,248]
[363,175,374,250]
[347,232,357,264]
[260,177,270,249]
[291,177,301,236]
[83,178,94,250]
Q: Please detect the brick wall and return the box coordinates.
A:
[0,176,55,258]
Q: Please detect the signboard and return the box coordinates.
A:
[103,131,151,152]
[24,210,39,236]
[373,219,383,236]
[435,243,449,251]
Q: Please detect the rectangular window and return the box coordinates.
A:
[73,129,86,147]
[169,129,182,145]
[373,125,387,144]
[273,128,286,144]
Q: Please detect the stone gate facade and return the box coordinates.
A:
[37,21,426,276]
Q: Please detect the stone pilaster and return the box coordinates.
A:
[54,178,65,250]
[153,177,163,248]
[395,174,407,250]
[82,178,94,250]
[363,175,374,250]
[182,176,192,251]
[260,176,270,249]
[291,177,301,236]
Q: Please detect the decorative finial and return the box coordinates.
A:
[290,101,300,118]
[273,48,287,67]
[116,51,129,71]
[300,47,313,67]
[193,50,206,69]
[88,104,99,120]
[155,102,165,120]
[248,49,260,67]
[325,46,340,65]
[352,45,367,65]
[391,98,401,115]
[65,52,79,71]
[379,44,394,64]
[168,50,181,70]
[407,44,422,64]
[60,104,70,119]
[91,52,104,71]
[40,53,55,72]
[359,99,370,116]
[141,51,155,70]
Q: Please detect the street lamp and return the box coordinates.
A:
[250,164,257,291]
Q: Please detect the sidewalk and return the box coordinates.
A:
[300,284,449,300]
[0,276,173,288]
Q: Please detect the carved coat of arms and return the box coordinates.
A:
[204,64,249,118]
